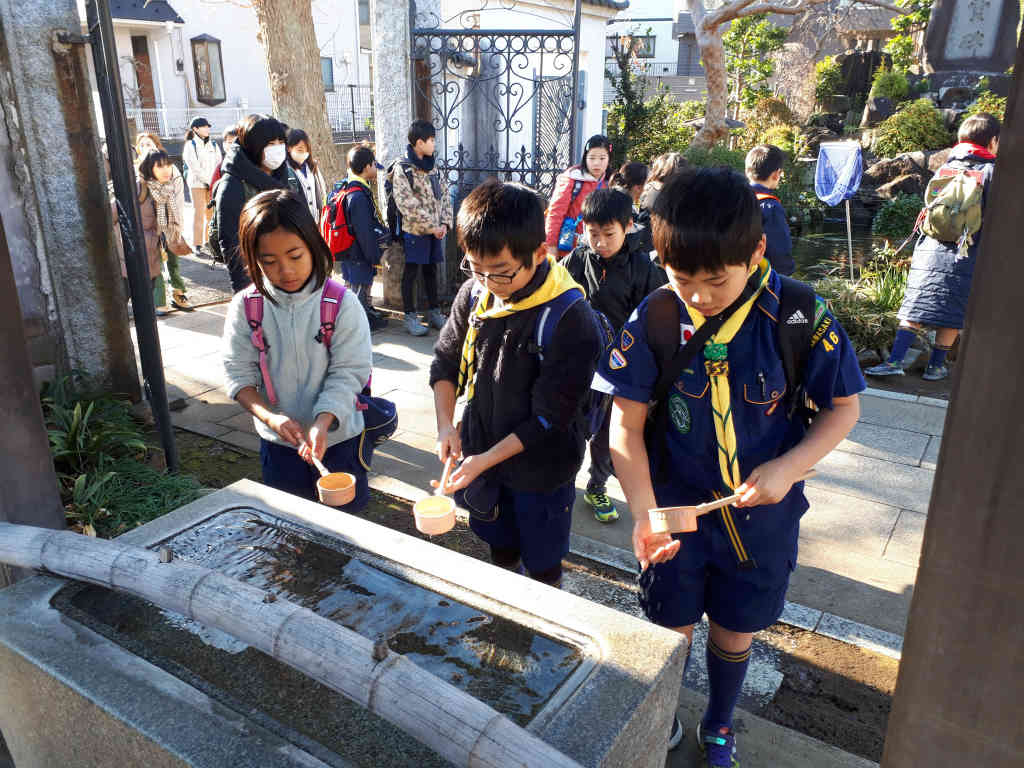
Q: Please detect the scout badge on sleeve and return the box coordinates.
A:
[649,470,817,534]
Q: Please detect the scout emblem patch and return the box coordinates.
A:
[668,393,691,434]
[609,348,628,370]
[680,322,696,345]
[620,328,634,351]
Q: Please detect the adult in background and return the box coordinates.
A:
[866,113,1000,382]
[285,128,327,222]
[181,117,222,257]
[213,114,289,292]
[544,134,611,259]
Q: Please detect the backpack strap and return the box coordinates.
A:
[568,180,585,206]
[243,287,278,405]
[532,288,585,361]
[316,278,347,350]
[776,275,817,422]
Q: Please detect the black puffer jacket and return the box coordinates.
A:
[214,143,288,292]
[430,262,602,492]
[562,238,667,331]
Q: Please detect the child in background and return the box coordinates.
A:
[563,188,666,522]
[286,128,328,222]
[431,181,601,588]
[338,143,389,331]
[545,134,612,258]
[390,119,453,336]
[611,161,654,255]
[746,144,794,276]
[597,168,864,763]
[209,125,238,193]
[138,149,192,312]
[222,190,372,511]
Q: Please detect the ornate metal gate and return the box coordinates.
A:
[411,0,582,202]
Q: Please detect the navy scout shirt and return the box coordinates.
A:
[596,270,866,546]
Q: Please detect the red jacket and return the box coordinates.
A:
[544,167,604,252]
[209,160,225,194]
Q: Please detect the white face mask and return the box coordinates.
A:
[291,151,309,166]
[262,144,287,170]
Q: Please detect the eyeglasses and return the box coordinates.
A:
[459,256,524,286]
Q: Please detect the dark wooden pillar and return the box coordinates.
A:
[0,211,64,588]
[881,45,1024,768]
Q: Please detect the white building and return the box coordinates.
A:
[79,0,373,139]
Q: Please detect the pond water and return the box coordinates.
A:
[59,509,584,768]
[791,216,891,278]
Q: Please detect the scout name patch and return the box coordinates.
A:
[609,348,628,370]
[620,328,634,351]
[668,393,691,434]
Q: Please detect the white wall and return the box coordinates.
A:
[606,0,679,73]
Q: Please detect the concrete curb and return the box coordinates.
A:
[863,386,949,410]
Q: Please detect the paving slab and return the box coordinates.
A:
[163,352,224,393]
[218,430,260,454]
[163,368,220,399]
[921,435,941,471]
[218,410,259,433]
[378,388,438,439]
[857,394,948,437]
[170,399,244,430]
[816,613,903,659]
[813,450,935,514]
[836,421,931,467]
[368,429,439,492]
[800,486,901,558]
[883,509,926,567]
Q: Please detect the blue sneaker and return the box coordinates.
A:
[697,721,739,767]
[865,361,905,377]
[667,715,683,751]
[584,486,619,523]
[922,364,949,381]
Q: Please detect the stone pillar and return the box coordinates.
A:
[881,33,1024,768]
[0,0,138,396]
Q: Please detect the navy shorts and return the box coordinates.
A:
[260,435,369,513]
[402,232,444,265]
[468,483,574,575]
[638,512,799,633]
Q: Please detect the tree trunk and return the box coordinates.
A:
[690,0,730,149]
[251,0,344,186]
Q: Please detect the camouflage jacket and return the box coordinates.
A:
[389,159,453,236]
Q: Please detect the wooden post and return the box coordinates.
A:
[881,37,1024,768]
[0,212,65,588]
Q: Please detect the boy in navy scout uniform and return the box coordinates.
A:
[563,187,666,523]
[431,181,601,589]
[746,144,794,276]
[596,168,864,764]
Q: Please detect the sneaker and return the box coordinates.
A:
[404,311,428,337]
[155,305,171,317]
[367,311,388,332]
[922,364,949,381]
[426,308,447,330]
[697,722,739,767]
[865,361,905,377]
[584,486,619,523]
[171,291,194,312]
[667,715,683,751]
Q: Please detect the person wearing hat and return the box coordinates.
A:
[182,116,223,257]
[336,143,390,331]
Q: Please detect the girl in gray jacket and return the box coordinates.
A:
[221,190,373,510]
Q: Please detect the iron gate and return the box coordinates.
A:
[411,0,582,203]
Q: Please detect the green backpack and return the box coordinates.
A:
[207,179,257,264]
[921,169,984,248]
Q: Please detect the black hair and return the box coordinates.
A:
[237,189,333,303]
[576,134,613,180]
[958,112,1001,147]
[237,114,288,168]
[408,119,436,146]
[457,180,545,268]
[347,142,376,175]
[648,152,687,184]
[745,144,786,181]
[610,161,648,190]
[137,149,172,182]
[286,128,319,175]
[652,167,762,274]
[581,188,633,229]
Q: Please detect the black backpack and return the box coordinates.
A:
[644,275,817,482]
[384,159,416,239]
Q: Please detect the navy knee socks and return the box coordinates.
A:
[702,637,751,731]
[928,343,951,368]
[887,328,916,365]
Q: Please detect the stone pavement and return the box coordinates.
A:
[140,299,943,638]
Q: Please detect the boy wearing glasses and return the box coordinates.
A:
[746,144,794,276]
[429,181,602,588]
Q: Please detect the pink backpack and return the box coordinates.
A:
[243,278,347,405]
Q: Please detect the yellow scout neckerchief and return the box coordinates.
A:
[683,259,771,491]
[457,257,583,402]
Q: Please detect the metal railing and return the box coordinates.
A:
[121,85,375,142]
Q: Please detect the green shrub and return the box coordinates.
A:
[606,90,696,166]
[873,98,950,157]
[762,125,799,157]
[872,193,923,240]
[964,89,1007,122]
[870,65,910,102]
[684,144,747,172]
[815,56,843,104]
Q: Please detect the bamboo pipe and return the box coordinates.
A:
[0,522,584,768]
